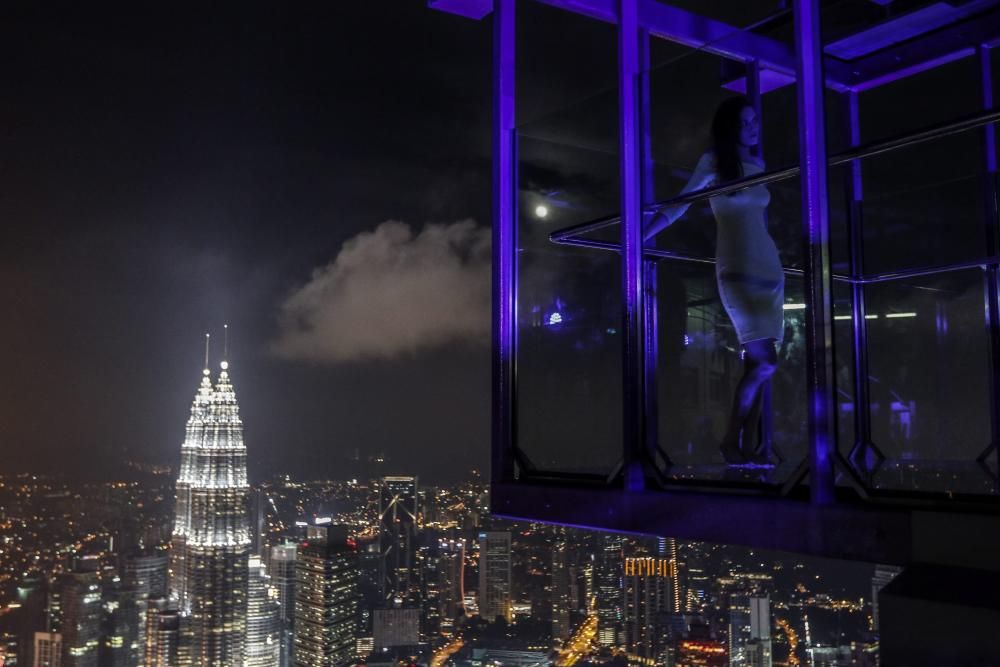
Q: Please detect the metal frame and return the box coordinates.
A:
[492,0,516,485]
[793,0,836,505]
[433,0,1000,559]
[977,45,1000,481]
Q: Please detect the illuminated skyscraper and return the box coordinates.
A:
[477,531,512,624]
[245,556,281,667]
[268,543,298,667]
[143,598,180,667]
[34,632,62,667]
[122,551,169,666]
[169,348,251,666]
[54,566,101,667]
[294,525,360,666]
[729,595,772,667]
[437,537,466,628]
[596,534,624,648]
[551,541,572,641]
[623,554,676,660]
[378,477,418,603]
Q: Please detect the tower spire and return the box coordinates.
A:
[204,333,211,373]
[221,324,230,371]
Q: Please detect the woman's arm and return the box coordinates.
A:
[644,152,716,241]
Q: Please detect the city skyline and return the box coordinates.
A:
[0,466,883,667]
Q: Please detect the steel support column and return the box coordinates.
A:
[794,0,837,505]
[640,28,666,472]
[845,90,884,475]
[618,0,650,490]
[492,0,516,485]
[977,46,1000,475]
[746,58,777,464]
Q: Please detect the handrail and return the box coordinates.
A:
[542,237,1000,285]
[549,106,1000,245]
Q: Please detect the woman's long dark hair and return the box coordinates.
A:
[711,96,751,183]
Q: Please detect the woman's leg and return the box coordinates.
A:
[720,338,777,463]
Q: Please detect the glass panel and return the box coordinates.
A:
[643,15,804,483]
[515,134,622,476]
[514,4,621,476]
[860,55,980,144]
[859,134,984,276]
[821,4,999,496]
[847,269,995,495]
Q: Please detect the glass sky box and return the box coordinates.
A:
[430,2,1000,661]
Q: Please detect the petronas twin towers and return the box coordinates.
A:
[170,341,251,666]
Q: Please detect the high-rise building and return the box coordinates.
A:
[294,525,360,666]
[122,551,169,666]
[169,357,251,665]
[143,598,180,667]
[268,543,298,667]
[54,568,101,667]
[551,541,572,641]
[478,531,512,624]
[623,555,676,660]
[438,537,466,628]
[729,595,772,667]
[245,556,281,667]
[378,477,418,603]
[100,574,137,667]
[34,632,62,667]
[356,540,382,635]
[596,534,624,647]
[661,537,683,613]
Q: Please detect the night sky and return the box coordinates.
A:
[2,1,986,483]
[1,2,506,481]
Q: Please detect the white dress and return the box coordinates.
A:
[659,152,785,344]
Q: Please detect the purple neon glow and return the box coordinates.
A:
[795,0,837,506]
[618,0,648,493]
[491,0,516,485]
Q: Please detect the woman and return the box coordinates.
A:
[645,96,784,465]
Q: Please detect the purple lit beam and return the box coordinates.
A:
[618,0,649,491]
[640,28,662,471]
[491,480,1000,568]
[845,90,878,472]
[427,0,492,20]
[747,60,776,462]
[795,0,837,506]
[850,9,1000,91]
[531,0,853,91]
[492,0,516,485]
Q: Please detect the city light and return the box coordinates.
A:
[535,204,549,219]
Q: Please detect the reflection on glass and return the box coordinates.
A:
[515,134,622,476]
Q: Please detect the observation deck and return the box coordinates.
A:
[431,1,1000,662]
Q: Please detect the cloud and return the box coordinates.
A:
[272,220,490,363]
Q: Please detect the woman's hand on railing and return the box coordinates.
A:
[643,207,665,242]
